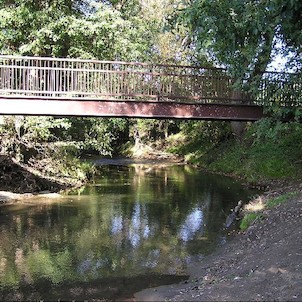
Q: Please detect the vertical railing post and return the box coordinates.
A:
[1,54,290,105]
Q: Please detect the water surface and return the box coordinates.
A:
[0,163,258,300]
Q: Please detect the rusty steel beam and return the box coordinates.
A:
[0,96,264,121]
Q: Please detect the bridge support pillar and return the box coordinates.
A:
[230,90,250,139]
[231,121,247,140]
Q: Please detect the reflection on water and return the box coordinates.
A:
[0,164,258,300]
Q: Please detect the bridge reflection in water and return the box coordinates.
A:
[0,55,299,120]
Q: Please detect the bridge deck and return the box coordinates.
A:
[0,96,263,121]
[0,55,298,120]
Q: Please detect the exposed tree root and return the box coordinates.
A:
[0,154,67,193]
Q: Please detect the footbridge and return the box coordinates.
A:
[0,55,298,121]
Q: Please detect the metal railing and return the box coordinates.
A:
[0,55,300,106]
[0,55,249,103]
[257,71,302,107]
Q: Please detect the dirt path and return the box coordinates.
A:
[135,185,302,301]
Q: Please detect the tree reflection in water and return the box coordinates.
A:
[0,164,258,300]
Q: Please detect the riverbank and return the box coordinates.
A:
[0,190,64,205]
[0,153,93,204]
[1,152,302,301]
[0,157,64,204]
[135,181,302,301]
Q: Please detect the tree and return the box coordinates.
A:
[178,0,302,82]
[0,0,206,160]
[0,0,156,160]
[0,0,153,61]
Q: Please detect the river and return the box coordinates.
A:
[0,162,259,300]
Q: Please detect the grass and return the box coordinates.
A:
[265,191,299,208]
[239,191,299,231]
[207,139,298,182]
[173,119,302,183]
[240,212,264,231]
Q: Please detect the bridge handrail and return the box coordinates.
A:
[0,55,300,106]
[0,55,242,104]
[1,55,299,76]
[0,55,225,71]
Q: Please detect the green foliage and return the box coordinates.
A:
[240,212,263,231]
[252,118,290,143]
[58,118,129,156]
[31,142,96,182]
[184,118,302,183]
[129,119,179,145]
[0,116,128,160]
[170,121,232,164]
[178,0,302,79]
[260,72,302,120]
[22,117,71,142]
[0,116,72,160]
[0,0,155,61]
[0,116,96,184]
[204,141,246,174]
[0,0,190,63]
[251,118,302,162]
[180,121,231,145]
[265,191,299,208]
[0,0,194,162]
[27,249,74,284]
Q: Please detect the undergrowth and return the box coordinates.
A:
[173,118,302,183]
[30,142,96,184]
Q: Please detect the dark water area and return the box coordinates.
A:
[0,163,259,300]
